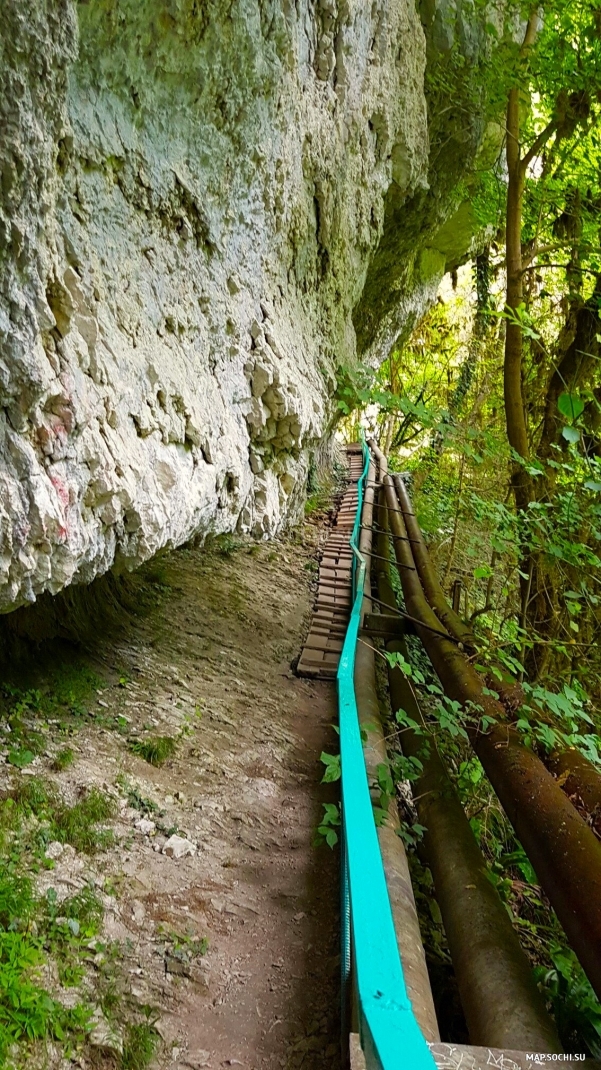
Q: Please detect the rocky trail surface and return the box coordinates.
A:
[0,517,342,1070]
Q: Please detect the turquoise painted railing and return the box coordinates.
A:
[337,439,436,1070]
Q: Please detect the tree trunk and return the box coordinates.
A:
[539,280,601,458]
[505,87,533,515]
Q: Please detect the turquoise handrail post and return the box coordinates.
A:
[338,439,436,1070]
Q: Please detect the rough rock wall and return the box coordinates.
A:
[355,0,500,361]
[0,0,481,614]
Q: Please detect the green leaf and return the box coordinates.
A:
[474,565,493,579]
[386,651,413,677]
[534,722,558,752]
[321,803,340,825]
[395,710,422,732]
[557,392,585,420]
[8,748,35,769]
[561,425,580,444]
[376,763,394,797]
[372,806,389,828]
[320,752,341,783]
[584,480,601,492]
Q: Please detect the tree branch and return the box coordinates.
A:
[519,9,540,57]
[520,120,557,177]
[522,262,601,278]
[522,240,586,268]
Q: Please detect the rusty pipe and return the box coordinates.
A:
[391,471,524,711]
[378,469,601,1005]
[389,467,601,839]
[547,747,601,838]
[374,487,561,1053]
[390,471,476,649]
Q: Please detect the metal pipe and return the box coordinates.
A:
[378,468,601,1006]
[374,485,561,1053]
[388,470,475,650]
[387,463,601,851]
[547,747,601,838]
[390,471,525,711]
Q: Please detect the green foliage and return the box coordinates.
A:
[386,649,425,684]
[52,789,116,853]
[0,869,97,1061]
[320,752,341,783]
[49,664,104,708]
[142,561,172,588]
[0,874,35,930]
[314,803,341,849]
[128,735,178,767]
[1,778,116,856]
[0,663,104,766]
[121,1022,161,1070]
[304,458,347,518]
[7,748,36,769]
[122,783,160,815]
[0,765,163,1065]
[536,944,601,1057]
[52,746,75,772]
[11,777,53,817]
[396,821,428,849]
[0,674,172,1064]
[0,933,67,1057]
[159,925,209,960]
[494,303,541,341]
[212,533,243,557]
[558,393,586,421]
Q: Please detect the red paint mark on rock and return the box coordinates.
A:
[50,474,70,509]
[49,473,71,541]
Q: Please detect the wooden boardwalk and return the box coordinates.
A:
[296,444,363,679]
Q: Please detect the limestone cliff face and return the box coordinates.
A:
[0,0,478,613]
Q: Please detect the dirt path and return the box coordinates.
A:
[0,523,342,1070]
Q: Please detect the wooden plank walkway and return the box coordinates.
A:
[296,443,364,679]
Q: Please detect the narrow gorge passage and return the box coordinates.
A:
[0,524,342,1070]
